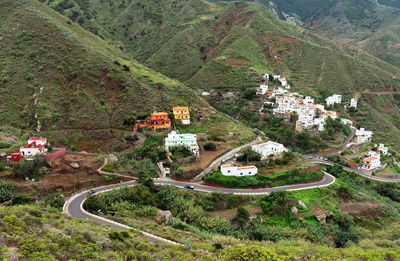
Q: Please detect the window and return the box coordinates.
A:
[227,170,231,173]
[249,172,251,174]
[240,173,243,175]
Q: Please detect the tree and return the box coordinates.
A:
[13,156,47,180]
[137,171,155,191]
[204,142,216,151]
[242,89,256,100]
[336,185,353,200]
[233,206,250,227]
[260,191,294,217]
[268,74,274,82]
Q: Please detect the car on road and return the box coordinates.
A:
[88,189,96,195]
[184,185,194,190]
[307,155,313,159]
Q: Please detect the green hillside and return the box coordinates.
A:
[0,0,211,148]
[41,0,400,151]
[210,0,400,68]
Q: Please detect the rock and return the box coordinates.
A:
[108,154,118,163]
[298,200,307,209]
[71,162,80,169]
[155,210,173,226]
[315,213,326,224]
[291,207,298,215]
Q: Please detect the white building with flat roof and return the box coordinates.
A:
[221,164,258,177]
[350,98,357,109]
[165,131,199,156]
[257,85,268,95]
[251,141,284,157]
[355,128,373,144]
[326,94,342,107]
[362,151,381,170]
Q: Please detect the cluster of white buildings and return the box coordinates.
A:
[251,141,284,158]
[165,131,199,156]
[378,143,388,155]
[263,89,339,132]
[263,74,291,89]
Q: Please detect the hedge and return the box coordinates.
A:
[204,169,324,188]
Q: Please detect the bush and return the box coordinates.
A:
[13,156,47,180]
[0,163,4,172]
[204,169,324,188]
[204,142,216,151]
[44,193,65,209]
[0,181,15,202]
[9,194,30,206]
[0,141,10,149]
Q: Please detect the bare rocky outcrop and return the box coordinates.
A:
[291,207,298,215]
[297,200,307,209]
[155,210,173,226]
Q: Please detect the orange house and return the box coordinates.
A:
[134,112,171,131]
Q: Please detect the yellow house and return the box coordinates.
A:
[173,107,190,124]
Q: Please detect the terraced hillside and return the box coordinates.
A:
[41,0,400,151]
[0,0,211,148]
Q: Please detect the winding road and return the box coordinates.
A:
[63,137,400,245]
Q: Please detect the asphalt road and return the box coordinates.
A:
[309,158,400,183]
[64,172,335,244]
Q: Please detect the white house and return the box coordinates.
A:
[256,85,268,95]
[325,94,342,107]
[19,137,48,157]
[378,143,388,155]
[165,131,199,156]
[251,141,284,157]
[341,118,353,126]
[350,98,357,109]
[303,96,314,105]
[201,91,210,96]
[362,151,381,170]
[355,128,373,144]
[221,164,258,177]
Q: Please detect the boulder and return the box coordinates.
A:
[315,213,326,224]
[108,154,118,163]
[298,200,307,209]
[155,210,173,226]
[71,162,80,169]
[291,207,298,215]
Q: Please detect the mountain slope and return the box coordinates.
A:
[40,0,400,151]
[211,0,400,68]
[0,0,210,148]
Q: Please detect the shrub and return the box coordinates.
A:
[0,141,10,149]
[0,181,15,202]
[204,142,216,151]
[44,193,65,209]
[9,194,30,206]
[13,156,47,180]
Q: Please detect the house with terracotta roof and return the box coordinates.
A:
[134,112,171,131]
[220,164,258,177]
[362,151,381,170]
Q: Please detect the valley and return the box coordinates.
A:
[1,0,400,260]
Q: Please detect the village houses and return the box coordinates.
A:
[355,128,373,144]
[173,107,191,125]
[134,112,171,131]
[12,137,48,162]
[362,151,381,170]
[325,94,342,107]
[165,131,199,156]
[257,85,268,95]
[378,143,388,155]
[252,141,284,158]
[221,164,258,177]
